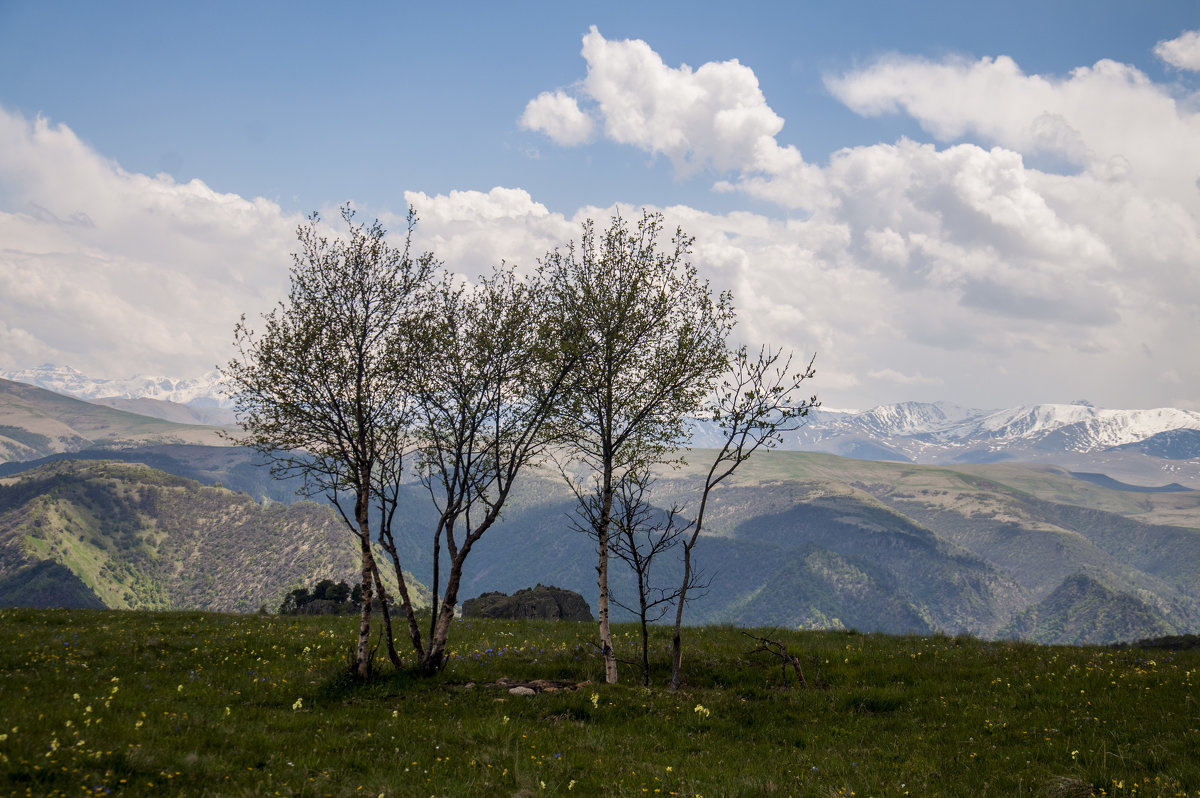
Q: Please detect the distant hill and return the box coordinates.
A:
[692,400,1200,489]
[1,372,1198,643]
[0,459,426,613]
[0,364,230,408]
[0,378,228,463]
[1000,573,1175,644]
[0,444,302,505]
[89,396,237,426]
[1,448,1196,644]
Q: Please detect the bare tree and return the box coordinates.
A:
[571,467,698,687]
[222,206,435,679]
[544,211,734,684]
[669,346,818,690]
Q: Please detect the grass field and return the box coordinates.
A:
[0,608,1196,797]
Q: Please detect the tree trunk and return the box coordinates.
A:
[354,480,375,680]
[670,541,692,690]
[672,481,710,690]
[379,531,424,659]
[428,521,443,651]
[639,603,650,688]
[369,558,401,668]
[394,561,426,660]
[355,532,374,680]
[423,550,468,672]
[596,469,618,684]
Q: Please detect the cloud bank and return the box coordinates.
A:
[0,109,299,379]
[515,27,1200,410]
[3,25,1199,412]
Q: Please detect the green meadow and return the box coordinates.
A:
[1,608,1197,797]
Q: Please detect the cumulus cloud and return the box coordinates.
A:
[520,90,595,146]
[520,25,811,190]
[399,186,577,276]
[5,26,1199,411]
[826,53,1200,211]
[0,106,299,379]
[517,29,1200,408]
[1155,28,1200,71]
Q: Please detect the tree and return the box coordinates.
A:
[312,578,337,602]
[327,580,352,605]
[222,206,435,679]
[669,346,818,689]
[387,263,581,671]
[279,587,312,615]
[572,466,696,687]
[545,211,734,684]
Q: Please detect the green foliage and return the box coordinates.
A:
[278,579,357,615]
[0,608,1197,796]
[543,211,736,683]
[223,205,434,505]
[0,459,419,614]
[543,211,735,473]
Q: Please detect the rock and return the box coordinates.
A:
[509,686,536,696]
[462,584,594,621]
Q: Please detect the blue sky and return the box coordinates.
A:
[1,2,1199,410]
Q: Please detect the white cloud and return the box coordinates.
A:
[521,26,808,182]
[826,53,1200,211]
[520,90,595,146]
[1155,29,1200,71]
[867,368,941,386]
[518,30,1200,409]
[4,26,1199,412]
[400,186,577,277]
[0,107,299,379]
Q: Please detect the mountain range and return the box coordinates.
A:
[1,367,1199,644]
[0,364,232,408]
[5,364,1200,487]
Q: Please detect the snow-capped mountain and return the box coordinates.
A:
[938,404,1200,450]
[776,400,1200,461]
[690,400,1200,486]
[5,365,1200,485]
[0,364,231,408]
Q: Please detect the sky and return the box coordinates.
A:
[1,1,1198,411]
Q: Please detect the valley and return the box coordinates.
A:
[1,372,1198,645]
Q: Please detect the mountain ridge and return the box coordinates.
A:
[0,364,231,408]
[4,366,1199,488]
[0,458,425,613]
[0,378,228,463]
[1,446,1197,644]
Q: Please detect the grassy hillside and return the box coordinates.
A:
[0,378,226,463]
[0,459,425,613]
[0,444,306,504]
[0,608,1196,796]
[445,454,1200,644]
[2,447,1197,644]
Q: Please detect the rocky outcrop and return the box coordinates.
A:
[462,584,593,621]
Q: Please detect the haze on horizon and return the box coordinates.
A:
[0,3,1198,412]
